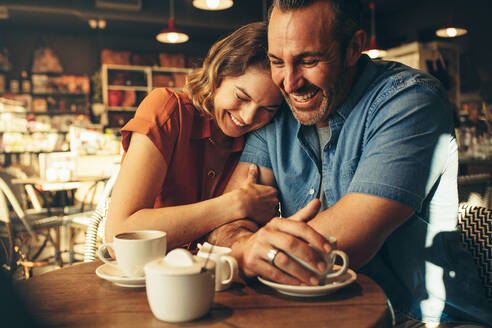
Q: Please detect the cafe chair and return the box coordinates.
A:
[457,204,492,302]
[0,170,66,279]
[83,166,120,262]
[458,173,491,208]
[59,174,117,264]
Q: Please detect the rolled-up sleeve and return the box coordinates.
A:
[347,85,452,211]
[240,128,273,170]
[121,88,180,165]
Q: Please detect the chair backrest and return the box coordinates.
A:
[0,187,10,224]
[457,204,492,301]
[83,165,120,262]
[4,167,42,211]
[0,171,33,234]
[458,173,491,208]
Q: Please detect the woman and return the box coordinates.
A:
[105,22,282,250]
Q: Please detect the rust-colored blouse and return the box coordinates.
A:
[120,88,244,209]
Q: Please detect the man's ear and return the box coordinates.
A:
[345,29,367,67]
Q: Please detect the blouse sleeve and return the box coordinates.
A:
[120,88,182,165]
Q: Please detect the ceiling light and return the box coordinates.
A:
[97,19,106,29]
[192,0,233,10]
[88,19,98,29]
[156,0,189,43]
[89,18,106,30]
[156,18,189,43]
[0,6,9,20]
[435,26,468,38]
[362,2,387,59]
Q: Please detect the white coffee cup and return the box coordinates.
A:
[144,249,215,323]
[97,230,167,278]
[289,236,349,284]
[197,242,238,291]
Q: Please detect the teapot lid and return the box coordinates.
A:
[144,248,214,276]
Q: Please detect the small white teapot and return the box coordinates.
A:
[144,249,215,323]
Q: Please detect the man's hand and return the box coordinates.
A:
[231,199,334,286]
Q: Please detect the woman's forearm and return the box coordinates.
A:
[107,192,240,249]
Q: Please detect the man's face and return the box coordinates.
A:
[268,2,351,126]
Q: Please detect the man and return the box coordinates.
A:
[209,0,491,326]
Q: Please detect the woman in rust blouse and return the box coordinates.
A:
[105,22,282,249]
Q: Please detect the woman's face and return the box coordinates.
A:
[213,66,282,137]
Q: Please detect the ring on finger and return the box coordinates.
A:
[266,248,279,265]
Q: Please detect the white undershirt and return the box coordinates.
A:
[316,125,332,212]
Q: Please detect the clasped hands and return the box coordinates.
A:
[211,196,334,286]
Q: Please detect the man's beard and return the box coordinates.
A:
[286,91,330,126]
[285,63,349,126]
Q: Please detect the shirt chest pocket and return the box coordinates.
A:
[322,156,360,204]
[340,157,359,179]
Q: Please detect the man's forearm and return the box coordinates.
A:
[207,219,259,248]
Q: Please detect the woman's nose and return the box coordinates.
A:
[240,103,258,125]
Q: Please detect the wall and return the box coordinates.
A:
[1,26,215,77]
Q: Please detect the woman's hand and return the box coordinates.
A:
[231,164,279,225]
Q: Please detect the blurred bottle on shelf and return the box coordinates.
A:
[9,74,19,93]
[0,73,6,93]
[20,70,32,94]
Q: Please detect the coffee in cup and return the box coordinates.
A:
[97,230,166,278]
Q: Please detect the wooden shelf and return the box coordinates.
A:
[0,130,67,134]
[107,85,148,91]
[0,150,67,154]
[107,106,137,112]
[32,93,88,97]
[0,110,88,115]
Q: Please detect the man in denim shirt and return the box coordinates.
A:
[209,0,491,326]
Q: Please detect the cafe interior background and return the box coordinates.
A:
[0,0,491,277]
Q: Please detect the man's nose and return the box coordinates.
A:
[282,66,303,93]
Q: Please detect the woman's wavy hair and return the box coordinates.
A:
[185,22,270,117]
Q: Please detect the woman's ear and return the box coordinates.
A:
[345,29,367,67]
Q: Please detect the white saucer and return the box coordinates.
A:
[95,263,146,288]
[258,265,357,297]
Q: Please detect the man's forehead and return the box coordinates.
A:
[268,11,333,57]
[267,4,335,51]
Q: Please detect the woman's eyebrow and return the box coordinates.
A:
[236,86,251,99]
[265,104,282,110]
[236,86,282,109]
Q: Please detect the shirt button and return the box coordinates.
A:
[309,189,315,195]
[207,170,216,178]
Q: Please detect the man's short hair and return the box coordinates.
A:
[269,0,362,54]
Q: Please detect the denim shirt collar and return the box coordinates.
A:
[296,54,377,160]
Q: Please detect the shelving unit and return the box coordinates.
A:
[101,64,191,127]
[0,71,91,115]
[0,97,71,167]
[30,72,90,114]
[0,72,92,167]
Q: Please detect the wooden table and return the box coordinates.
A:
[14,261,392,328]
[12,175,109,212]
[12,175,109,192]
